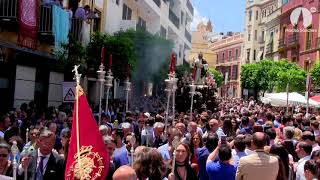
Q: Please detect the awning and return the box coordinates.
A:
[311,96,320,102]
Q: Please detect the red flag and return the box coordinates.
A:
[170,52,176,73]
[65,86,109,180]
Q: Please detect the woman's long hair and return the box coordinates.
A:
[270,144,289,180]
[189,132,203,158]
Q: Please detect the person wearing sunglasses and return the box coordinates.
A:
[0,143,12,177]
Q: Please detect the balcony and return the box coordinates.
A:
[186,0,194,16]
[0,0,18,21]
[39,5,54,35]
[278,38,286,49]
[266,43,273,54]
[185,29,191,43]
[306,40,312,50]
[288,33,299,45]
[169,9,180,29]
[69,19,83,42]
[153,0,161,7]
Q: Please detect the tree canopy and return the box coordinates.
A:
[208,68,223,88]
[240,60,306,94]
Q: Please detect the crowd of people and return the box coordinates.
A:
[1,96,320,180]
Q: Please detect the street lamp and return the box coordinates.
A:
[171,74,178,119]
[105,70,113,117]
[124,79,131,112]
[164,76,173,138]
[97,63,106,125]
[189,80,196,121]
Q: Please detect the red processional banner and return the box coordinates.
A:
[18,0,39,49]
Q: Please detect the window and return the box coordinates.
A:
[181,12,184,25]
[253,49,256,60]
[254,30,257,41]
[137,17,146,30]
[228,51,232,61]
[122,4,132,20]
[248,33,251,41]
[282,0,289,4]
[222,52,225,62]
[235,49,239,59]
[232,65,238,80]
[246,49,250,61]
[256,10,258,20]
[306,26,312,50]
[248,10,252,21]
[261,31,265,42]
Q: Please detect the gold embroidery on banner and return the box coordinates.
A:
[66,146,105,180]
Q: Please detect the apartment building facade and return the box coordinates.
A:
[243,0,282,64]
[210,33,244,98]
[279,0,320,70]
[104,0,194,65]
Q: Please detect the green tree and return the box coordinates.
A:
[86,32,136,80]
[208,68,223,87]
[276,68,306,92]
[311,62,320,86]
[176,63,191,79]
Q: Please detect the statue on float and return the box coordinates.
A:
[193,52,208,85]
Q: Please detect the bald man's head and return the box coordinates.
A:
[113,165,137,180]
[252,132,266,149]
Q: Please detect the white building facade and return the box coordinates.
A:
[102,0,194,65]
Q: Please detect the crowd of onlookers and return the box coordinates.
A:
[1,97,320,180]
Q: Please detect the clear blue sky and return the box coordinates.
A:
[191,0,246,33]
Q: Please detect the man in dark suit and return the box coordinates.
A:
[18,128,65,180]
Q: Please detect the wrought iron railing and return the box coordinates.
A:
[288,33,299,45]
[278,38,286,49]
[306,40,312,50]
[153,0,161,7]
[266,42,273,54]
[169,9,179,29]
[0,0,18,20]
[39,5,53,34]
[69,18,83,41]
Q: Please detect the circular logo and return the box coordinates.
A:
[290,7,312,28]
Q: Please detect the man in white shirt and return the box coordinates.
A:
[295,142,312,180]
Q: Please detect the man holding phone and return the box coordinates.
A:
[206,140,236,180]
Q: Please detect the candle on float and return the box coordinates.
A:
[101,47,105,65]
[109,54,113,70]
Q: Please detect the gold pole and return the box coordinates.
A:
[73,65,83,180]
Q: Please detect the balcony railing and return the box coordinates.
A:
[288,33,299,45]
[186,0,194,15]
[185,29,191,43]
[169,9,180,29]
[69,18,83,41]
[278,38,286,49]
[0,0,18,21]
[39,5,54,35]
[266,43,273,54]
[153,0,161,7]
[306,40,312,50]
